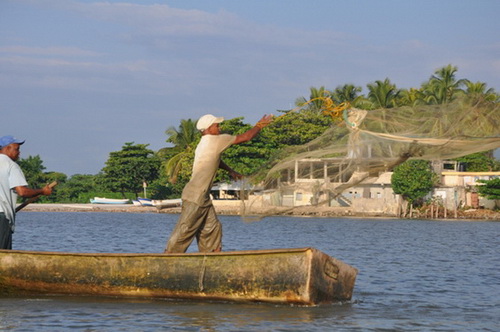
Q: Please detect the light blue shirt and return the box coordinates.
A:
[0,154,28,230]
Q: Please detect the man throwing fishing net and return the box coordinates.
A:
[165,113,273,253]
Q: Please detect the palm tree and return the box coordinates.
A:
[332,84,364,107]
[398,88,425,107]
[366,78,399,109]
[165,118,199,148]
[464,81,499,103]
[295,86,332,112]
[158,119,199,183]
[421,64,466,104]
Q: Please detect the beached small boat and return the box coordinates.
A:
[137,197,153,206]
[90,197,130,204]
[152,198,182,209]
[0,247,357,305]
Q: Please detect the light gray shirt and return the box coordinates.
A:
[0,154,28,229]
[182,134,236,206]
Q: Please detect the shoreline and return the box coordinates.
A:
[20,203,500,221]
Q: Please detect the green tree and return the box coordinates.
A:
[41,171,67,202]
[147,178,176,199]
[295,86,332,113]
[100,142,161,197]
[331,84,364,106]
[366,78,399,109]
[265,109,331,147]
[454,151,499,172]
[44,172,67,185]
[158,118,200,184]
[218,117,278,181]
[17,155,66,203]
[392,160,436,206]
[158,147,195,197]
[463,81,499,103]
[55,174,100,203]
[165,118,199,148]
[398,87,425,106]
[421,64,466,104]
[17,155,47,188]
[476,178,500,200]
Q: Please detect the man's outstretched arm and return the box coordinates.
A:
[233,114,273,145]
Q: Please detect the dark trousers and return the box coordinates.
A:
[0,213,13,250]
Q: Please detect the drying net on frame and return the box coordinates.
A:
[236,98,500,220]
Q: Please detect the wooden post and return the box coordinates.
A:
[454,190,458,219]
[396,195,401,218]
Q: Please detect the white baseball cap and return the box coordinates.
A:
[196,114,224,131]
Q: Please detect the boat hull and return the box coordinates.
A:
[90,197,130,204]
[153,199,182,209]
[0,248,357,305]
[137,197,153,206]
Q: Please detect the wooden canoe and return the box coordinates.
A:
[0,247,357,305]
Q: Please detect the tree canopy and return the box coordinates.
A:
[100,142,161,197]
[476,178,500,200]
[454,152,499,172]
[17,155,47,189]
[391,160,437,205]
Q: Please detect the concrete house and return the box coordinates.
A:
[212,158,499,215]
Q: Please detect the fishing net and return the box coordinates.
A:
[237,97,500,220]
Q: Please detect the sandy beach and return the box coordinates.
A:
[20,203,354,217]
[20,202,500,220]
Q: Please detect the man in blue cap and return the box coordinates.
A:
[0,135,53,249]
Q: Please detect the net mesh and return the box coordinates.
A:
[238,98,500,219]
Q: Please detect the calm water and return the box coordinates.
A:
[1,212,499,331]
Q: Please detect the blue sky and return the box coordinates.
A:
[1,0,499,176]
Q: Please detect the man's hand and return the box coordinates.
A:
[41,183,53,196]
[255,114,274,129]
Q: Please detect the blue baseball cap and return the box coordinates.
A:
[0,135,25,148]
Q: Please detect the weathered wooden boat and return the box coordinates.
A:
[0,247,357,305]
[90,197,130,204]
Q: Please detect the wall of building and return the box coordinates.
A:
[351,196,399,215]
[432,187,466,210]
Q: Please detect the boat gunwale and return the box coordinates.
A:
[0,247,314,258]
